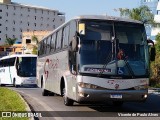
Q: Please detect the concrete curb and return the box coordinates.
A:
[10,88,34,120]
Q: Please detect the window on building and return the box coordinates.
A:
[13,28,15,31]
[0,38,1,41]
[5,34,7,38]
[13,20,15,24]
[0,16,2,19]
[157,10,160,15]
[0,31,1,33]
[41,17,43,20]
[0,10,2,12]
[14,6,16,10]
[20,28,22,32]
[20,35,22,39]
[26,39,31,44]
[53,18,55,22]
[13,13,16,15]
[53,25,55,29]
[28,8,30,12]
[6,5,8,9]
[6,27,8,30]
[0,24,1,26]
[28,22,29,26]
[34,23,36,27]
[13,35,15,38]
[6,12,8,16]
[35,16,36,20]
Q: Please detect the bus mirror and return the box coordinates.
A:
[150,47,156,61]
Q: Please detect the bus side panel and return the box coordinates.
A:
[0,67,12,85]
[37,51,71,95]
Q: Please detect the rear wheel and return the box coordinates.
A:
[63,87,74,106]
[41,78,49,96]
[42,89,49,96]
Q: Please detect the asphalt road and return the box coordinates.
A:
[8,87,160,120]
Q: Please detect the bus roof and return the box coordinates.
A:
[0,54,37,60]
[74,15,143,24]
[40,15,143,42]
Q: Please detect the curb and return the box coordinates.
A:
[10,88,34,120]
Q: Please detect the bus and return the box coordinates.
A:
[0,54,37,87]
[37,15,155,106]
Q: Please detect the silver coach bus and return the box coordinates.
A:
[37,15,155,106]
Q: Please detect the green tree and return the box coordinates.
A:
[31,35,38,44]
[31,35,38,54]
[5,38,17,45]
[118,5,155,25]
[150,33,160,86]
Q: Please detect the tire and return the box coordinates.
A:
[15,85,20,88]
[13,79,16,87]
[42,89,49,96]
[63,88,74,106]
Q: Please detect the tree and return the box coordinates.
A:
[31,35,38,44]
[150,33,160,86]
[118,5,155,25]
[5,38,17,45]
[31,35,38,54]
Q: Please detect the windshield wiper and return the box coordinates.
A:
[98,51,112,76]
[123,58,135,78]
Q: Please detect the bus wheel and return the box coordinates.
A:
[113,101,123,106]
[63,88,74,106]
[42,89,50,96]
[13,79,16,87]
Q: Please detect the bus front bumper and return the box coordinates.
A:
[77,88,148,103]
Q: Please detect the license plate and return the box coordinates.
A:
[110,94,122,99]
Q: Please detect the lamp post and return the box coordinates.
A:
[21,46,26,54]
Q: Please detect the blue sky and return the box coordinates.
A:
[13,0,141,21]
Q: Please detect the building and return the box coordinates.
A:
[141,0,160,40]
[22,30,52,54]
[0,0,65,45]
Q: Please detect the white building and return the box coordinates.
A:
[0,0,65,45]
[141,0,160,40]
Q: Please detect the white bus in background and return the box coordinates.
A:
[37,15,155,106]
[0,54,37,87]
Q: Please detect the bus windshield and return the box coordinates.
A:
[79,21,149,77]
[17,57,37,77]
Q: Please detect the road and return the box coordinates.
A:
[8,87,160,120]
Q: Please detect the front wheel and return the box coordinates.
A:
[63,88,74,106]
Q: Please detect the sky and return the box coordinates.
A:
[13,0,141,21]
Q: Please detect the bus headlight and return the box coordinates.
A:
[134,85,148,90]
[78,82,104,89]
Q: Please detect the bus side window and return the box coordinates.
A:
[56,30,62,50]
[51,33,56,52]
[63,25,70,48]
[46,37,51,54]
[0,60,2,67]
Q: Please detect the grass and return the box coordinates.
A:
[0,87,29,120]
